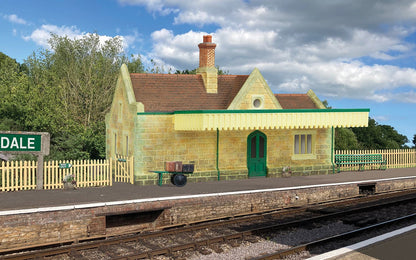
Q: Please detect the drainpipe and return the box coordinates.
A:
[331,126,335,174]
[216,128,220,181]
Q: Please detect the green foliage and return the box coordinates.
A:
[335,128,359,150]
[335,117,409,150]
[0,33,139,160]
[352,118,408,149]
[127,54,145,73]
[413,134,416,148]
[322,100,332,109]
[174,66,230,75]
[48,33,124,126]
[0,52,29,131]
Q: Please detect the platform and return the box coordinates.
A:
[0,168,415,251]
[0,168,415,212]
[309,224,416,260]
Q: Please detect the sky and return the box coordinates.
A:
[1,0,416,146]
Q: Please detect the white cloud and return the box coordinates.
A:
[123,0,416,103]
[3,14,27,25]
[118,0,178,15]
[23,24,138,52]
[23,24,82,48]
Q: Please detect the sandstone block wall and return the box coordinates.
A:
[134,114,333,185]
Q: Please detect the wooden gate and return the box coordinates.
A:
[114,155,134,184]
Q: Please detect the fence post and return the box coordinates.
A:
[130,156,134,184]
[36,155,44,190]
[109,157,113,186]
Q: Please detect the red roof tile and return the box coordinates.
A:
[131,73,249,112]
[275,94,318,109]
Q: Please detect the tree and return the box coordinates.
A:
[412,134,416,148]
[0,35,148,160]
[0,52,29,131]
[335,128,359,150]
[174,66,230,75]
[127,54,145,73]
[352,118,408,149]
[48,33,125,127]
[21,33,132,159]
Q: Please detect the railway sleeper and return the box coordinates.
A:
[197,246,212,255]
[342,215,377,226]
[208,243,224,253]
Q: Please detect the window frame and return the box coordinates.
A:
[251,95,265,109]
[292,130,316,160]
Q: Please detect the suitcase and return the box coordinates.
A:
[182,164,194,173]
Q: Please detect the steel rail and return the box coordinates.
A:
[251,213,416,260]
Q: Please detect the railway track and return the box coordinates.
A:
[252,213,416,260]
[2,189,416,259]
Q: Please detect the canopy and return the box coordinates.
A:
[171,109,369,131]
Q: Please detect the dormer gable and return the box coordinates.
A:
[227,68,282,110]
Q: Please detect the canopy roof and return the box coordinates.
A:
[138,109,369,131]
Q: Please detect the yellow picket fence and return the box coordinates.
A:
[114,154,134,184]
[0,160,37,191]
[0,156,134,192]
[43,159,113,189]
[335,149,416,171]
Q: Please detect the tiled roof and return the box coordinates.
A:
[131,73,249,112]
[275,94,318,109]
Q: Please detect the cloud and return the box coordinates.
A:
[117,0,178,15]
[3,14,27,25]
[23,24,138,52]
[23,24,82,48]
[123,0,416,103]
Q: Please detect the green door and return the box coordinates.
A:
[247,131,267,177]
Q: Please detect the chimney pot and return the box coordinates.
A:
[203,35,212,43]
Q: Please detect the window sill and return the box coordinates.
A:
[292,154,317,160]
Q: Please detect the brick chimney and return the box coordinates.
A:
[197,35,218,93]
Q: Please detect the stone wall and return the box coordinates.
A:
[1,177,415,250]
[134,114,333,185]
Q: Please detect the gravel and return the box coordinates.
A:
[188,238,289,260]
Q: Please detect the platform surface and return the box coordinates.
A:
[0,168,415,212]
[309,224,416,260]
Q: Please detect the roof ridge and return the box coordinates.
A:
[275,93,308,96]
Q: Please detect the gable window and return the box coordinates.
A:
[251,95,264,109]
[118,102,123,122]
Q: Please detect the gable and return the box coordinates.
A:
[109,64,144,116]
[227,68,282,110]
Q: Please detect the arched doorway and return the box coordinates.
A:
[247,130,267,177]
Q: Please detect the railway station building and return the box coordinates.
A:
[106,35,369,185]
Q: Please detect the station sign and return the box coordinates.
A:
[0,133,41,152]
[0,131,49,155]
[0,131,50,190]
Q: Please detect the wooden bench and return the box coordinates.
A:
[150,171,193,187]
[335,154,387,173]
